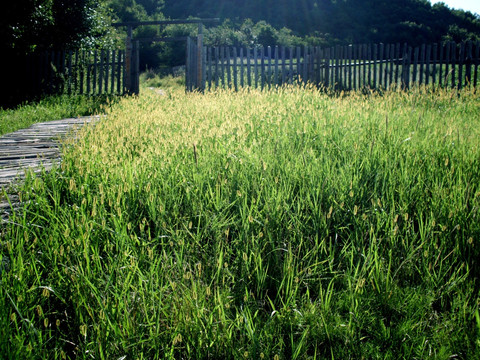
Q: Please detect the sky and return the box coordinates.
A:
[429,0,480,15]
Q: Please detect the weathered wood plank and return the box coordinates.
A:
[0,116,99,192]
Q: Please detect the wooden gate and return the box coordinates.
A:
[113,19,219,94]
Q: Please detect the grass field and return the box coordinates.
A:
[1,85,480,359]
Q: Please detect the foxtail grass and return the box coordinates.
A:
[1,85,479,359]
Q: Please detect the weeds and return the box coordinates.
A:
[1,85,479,359]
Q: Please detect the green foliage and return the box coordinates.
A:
[1,87,479,358]
[162,0,480,47]
[2,0,122,107]
[1,0,120,54]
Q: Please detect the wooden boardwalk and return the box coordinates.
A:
[0,116,98,220]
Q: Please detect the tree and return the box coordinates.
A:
[254,21,278,47]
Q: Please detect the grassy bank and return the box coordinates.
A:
[0,94,120,136]
[1,86,479,359]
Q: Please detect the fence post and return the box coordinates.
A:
[125,26,133,94]
[474,41,479,88]
[197,23,204,92]
[134,41,140,94]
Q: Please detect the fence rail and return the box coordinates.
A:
[202,41,480,92]
[24,49,127,97]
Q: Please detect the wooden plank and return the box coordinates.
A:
[296,46,301,84]
[352,45,357,90]
[289,47,294,85]
[220,47,225,88]
[214,47,219,89]
[413,46,419,85]
[346,46,351,90]
[303,46,310,85]
[95,50,100,94]
[205,46,210,91]
[186,38,192,91]
[233,47,238,91]
[458,42,465,90]
[274,46,279,86]
[474,41,479,88]
[281,46,286,85]
[247,48,252,87]
[206,47,211,90]
[310,46,315,84]
[202,45,207,92]
[386,44,392,88]
[261,46,265,90]
[394,43,401,88]
[104,50,109,93]
[267,46,272,89]
[0,117,99,191]
[425,44,431,86]
[386,44,392,87]
[226,47,231,89]
[438,43,444,87]
[445,42,451,87]
[366,44,372,88]
[432,44,438,88]
[465,41,472,87]
[342,45,347,88]
[118,50,124,94]
[254,47,258,88]
[334,46,339,89]
[451,42,456,89]
[400,44,407,89]
[359,44,365,88]
[110,50,115,93]
[317,47,323,87]
[333,46,338,89]
[324,47,330,88]
[240,47,244,88]
[373,44,378,89]
[406,46,412,89]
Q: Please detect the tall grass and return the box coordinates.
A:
[1,86,479,359]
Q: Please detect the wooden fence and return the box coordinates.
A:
[201,41,480,92]
[23,49,127,97]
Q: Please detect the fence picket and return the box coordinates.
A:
[247,48,252,87]
[404,46,412,89]
[458,42,465,90]
[233,47,238,92]
[474,41,479,87]
[425,44,431,86]
[267,46,272,89]
[274,46,279,86]
[451,42,456,88]
[432,44,437,88]
[465,41,472,87]
[201,41,479,92]
[438,43,444,87]
[239,47,244,88]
